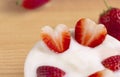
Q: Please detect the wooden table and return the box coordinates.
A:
[0,0,120,77]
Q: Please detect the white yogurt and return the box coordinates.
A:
[24,34,120,77]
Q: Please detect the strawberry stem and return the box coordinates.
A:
[16,1,19,5]
[16,0,23,5]
[104,0,111,9]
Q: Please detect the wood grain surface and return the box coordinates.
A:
[0,0,120,77]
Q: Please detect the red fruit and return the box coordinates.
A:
[99,1,120,41]
[75,18,107,47]
[37,66,65,77]
[17,0,50,9]
[41,24,71,53]
[89,71,103,77]
[102,55,120,71]
[88,69,115,77]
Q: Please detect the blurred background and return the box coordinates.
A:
[0,0,120,77]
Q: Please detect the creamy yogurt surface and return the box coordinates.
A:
[24,34,120,77]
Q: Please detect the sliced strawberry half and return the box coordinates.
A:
[41,24,71,53]
[37,66,65,77]
[102,55,120,71]
[88,69,115,77]
[75,18,107,47]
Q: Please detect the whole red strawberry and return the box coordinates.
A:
[99,0,120,41]
[17,0,50,9]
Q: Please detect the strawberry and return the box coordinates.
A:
[16,0,50,9]
[75,18,107,47]
[88,69,115,77]
[99,0,120,41]
[41,24,71,53]
[102,55,120,71]
[37,66,65,77]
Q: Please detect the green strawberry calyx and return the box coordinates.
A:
[101,0,112,16]
[16,0,23,6]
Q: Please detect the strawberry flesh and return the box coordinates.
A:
[99,8,120,41]
[41,25,70,53]
[102,55,120,71]
[88,69,115,77]
[61,32,71,51]
[42,33,60,52]
[75,18,107,47]
[37,66,65,77]
[88,71,103,77]
[22,0,50,9]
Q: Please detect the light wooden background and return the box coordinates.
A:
[0,0,120,77]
